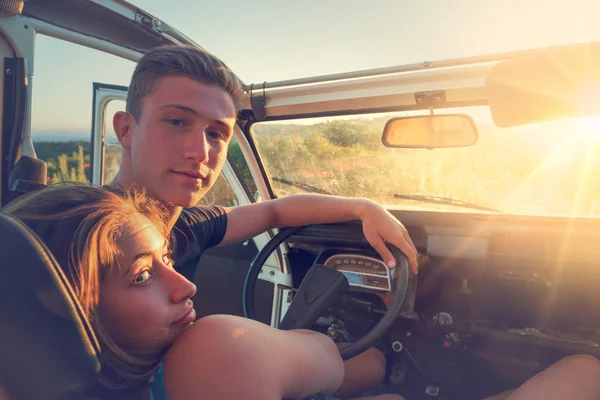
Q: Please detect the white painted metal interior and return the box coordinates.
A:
[240,63,492,118]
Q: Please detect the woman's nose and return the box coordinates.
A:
[167,269,197,304]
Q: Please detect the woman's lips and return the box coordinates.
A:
[172,307,196,326]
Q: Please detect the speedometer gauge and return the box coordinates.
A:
[323,254,393,293]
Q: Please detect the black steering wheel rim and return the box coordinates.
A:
[243,225,410,360]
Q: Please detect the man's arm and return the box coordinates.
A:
[219,194,418,272]
[163,315,344,400]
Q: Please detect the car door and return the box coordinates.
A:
[90,83,290,326]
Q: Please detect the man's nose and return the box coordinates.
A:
[184,130,209,163]
[166,268,197,304]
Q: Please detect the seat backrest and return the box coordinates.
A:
[0,213,101,400]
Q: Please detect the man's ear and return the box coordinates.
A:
[113,111,134,150]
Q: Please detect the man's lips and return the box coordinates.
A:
[172,306,196,326]
[171,170,208,180]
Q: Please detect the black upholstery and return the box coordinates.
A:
[0,213,100,399]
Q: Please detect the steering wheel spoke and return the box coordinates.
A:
[278,265,349,330]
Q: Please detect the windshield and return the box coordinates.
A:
[251,106,600,217]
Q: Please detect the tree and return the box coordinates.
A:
[322,120,378,149]
[228,141,258,195]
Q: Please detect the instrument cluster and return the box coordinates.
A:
[323,253,393,293]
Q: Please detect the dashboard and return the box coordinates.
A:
[286,209,600,354]
[279,209,600,399]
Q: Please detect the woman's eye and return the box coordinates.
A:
[133,270,153,284]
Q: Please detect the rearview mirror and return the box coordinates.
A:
[486,42,600,127]
[382,114,478,149]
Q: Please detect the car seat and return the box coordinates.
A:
[0,213,100,399]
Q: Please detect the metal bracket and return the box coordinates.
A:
[415,90,446,112]
[135,10,164,33]
[249,82,267,121]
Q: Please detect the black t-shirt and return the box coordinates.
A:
[102,185,228,281]
[171,206,228,281]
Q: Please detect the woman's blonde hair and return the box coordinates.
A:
[2,183,171,395]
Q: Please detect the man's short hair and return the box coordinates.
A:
[126,45,245,120]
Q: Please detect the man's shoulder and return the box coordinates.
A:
[174,205,229,257]
[178,204,227,225]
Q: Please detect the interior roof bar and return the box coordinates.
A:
[246,41,596,92]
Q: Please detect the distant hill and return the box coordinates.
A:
[31,130,121,143]
[32,130,89,142]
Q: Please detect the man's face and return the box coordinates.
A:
[118,76,237,207]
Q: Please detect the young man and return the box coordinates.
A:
[108,44,415,399]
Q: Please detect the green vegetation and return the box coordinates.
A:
[35,141,122,185]
[251,116,600,216]
[103,143,122,185]
[35,141,91,184]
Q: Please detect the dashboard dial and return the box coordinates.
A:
[323,254,392,293]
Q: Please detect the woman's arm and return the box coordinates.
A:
[163,315,344,400]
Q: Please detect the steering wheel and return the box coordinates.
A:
[243,226,411,360]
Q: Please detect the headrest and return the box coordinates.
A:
[0,213,100,399]
[8,156,47,200]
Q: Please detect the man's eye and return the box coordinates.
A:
[166,118,185,127]
[207,130,225,140]
[133,270,153,284]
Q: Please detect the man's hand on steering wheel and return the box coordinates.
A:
[357,200,418,274]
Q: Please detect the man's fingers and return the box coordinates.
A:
[400,225,417,254]
[387,234,418,274]
[368,235,396,269]
[388,212,417,254]
[364,227,419,273]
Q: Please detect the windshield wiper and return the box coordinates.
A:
[393,194,502,212]
[272,177,333,195]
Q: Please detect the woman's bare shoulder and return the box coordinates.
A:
[168,314,276,352]
[163,314,267,370]
[161,315,282,400]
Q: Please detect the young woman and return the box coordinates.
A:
[2,184,401,400]
[3,184,600,400]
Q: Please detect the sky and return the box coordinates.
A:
[30,0,600,136]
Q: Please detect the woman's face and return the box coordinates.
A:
[98,214,197,354]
